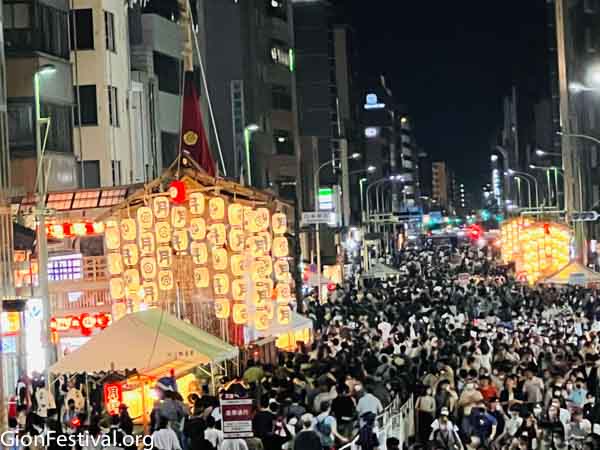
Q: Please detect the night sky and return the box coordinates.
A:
[335,0,549,193]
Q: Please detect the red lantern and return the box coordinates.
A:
[103,383,123,416]
[327,282,336,292]
[85,222,95,234]
[62,223,73,237]
[169,180,186,204]
[95,313,110,329]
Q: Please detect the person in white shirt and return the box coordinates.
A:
[221,438,249,450]
[356,387,383,425]
[151,417,182,450]
[204,416,224,449]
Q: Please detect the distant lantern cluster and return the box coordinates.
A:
[104,180,293,330]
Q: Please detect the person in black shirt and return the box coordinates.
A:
[330,384,356,440]
[252,397,275,444]
[293,414,321,450]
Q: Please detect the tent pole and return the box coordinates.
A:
[210,363,215,395]
[138,375,149,435]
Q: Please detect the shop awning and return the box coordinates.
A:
[539,261,600,285]
[49,309,238,375]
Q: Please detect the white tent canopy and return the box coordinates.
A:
[49,309,238,375]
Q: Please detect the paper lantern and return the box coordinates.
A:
[124,269,141,295]
[107,253,124,276]
[110,277,124,299]
[214,299,231,319]
[255,278,274,299]
[158,270,174,291]
[170,206,188,229]
[232,278,246,301]
[265,301,274,320]
[254,310,269,330]
[212,247,228,271]
[272,237,289,258]
[140,257,157,280]
[213,273,229,296]
[156,245,173,269]
[122,243,139,267]
[172,230,189,252]
[243,207,257,232]
[230,254,246,277]
[254,208,270,232]
[207,223,226,246]
[272,213,287,235]
[153,196,170,220]
[257,231,272,253]
[120,218,137,241]
[192,267,209,288]
[246,236,263,257]
[139,232,156,256]
[277,305,291,325]
[232,303,247,325]
[169,180,186,204]
[228,203,244,226]
[209,197,225,220]
[252,256,273,280]
[229,227,245,252]
[72,222,86,236]
[137,207,154,230]
[93,222,105,234]
[274,259,291,281]
[189,192,205,216]
[190,242,208,265]
[276,282,292,302]
[141,281,158,304]
[190,217,206,241]
[155,221,171,244]
[105,224,120,250]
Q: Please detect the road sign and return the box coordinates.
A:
[302,211,335,225]
[570,211,599,222]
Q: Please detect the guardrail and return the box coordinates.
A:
[339,394,414,450]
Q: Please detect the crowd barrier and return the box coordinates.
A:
[339,394,415,450]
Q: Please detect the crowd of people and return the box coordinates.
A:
[10,243,600,450]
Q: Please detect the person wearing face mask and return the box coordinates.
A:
[429,407,463,450]
[567,377,588,408]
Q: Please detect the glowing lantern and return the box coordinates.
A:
[230,254,246,277]
[171,206,188,229]
[158,270,174,291]
[277,305,291,325]
[209,197,225,220]
[214,299,230,319]
[103,383,123,416]
[254,208,270,232]
[51,224,64,239]
[274,260,291,281]
[139,232,156,256]
[212,247,228,271]
[189,192,205,216]
[137,206,154,230]
[140,257,157,280]
[207,223,226,246]
[153,196,170,220]
[272,237,289,258]
[277,283,292,302]
[243,208,257,232]
[93,222,105,234]
[213,273,229,296]
[110,277,125,299]
[255,279,274,299]
[190,242,208,265]
[169,180,186,204]
[107,253,124,276]
[229,227,245,252]
[232,303,247,325]
[272,213,287,235]
[156,246,172,269]
[265,301,274,320]
[190,217,206,240]
[141,281,158,304]
[257,232,272,253]
[228,203,244,226]
[247,236,265,257]
[193,267,209,288]
[120,218,137,242]
[172,230,189,252]
[252,256,273,279]
[124,269,141,295]
[122,243,139,267]
[155,221,172,244]
[72,222,87,236]
[232,279,246,301]
[254,310,270,330]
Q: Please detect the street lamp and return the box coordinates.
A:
[359,177,368,223]
[243,123,260,186]
[535,148,562,157]
[349,165,376,176]
[34,63,56,371]
[507,169,539,209]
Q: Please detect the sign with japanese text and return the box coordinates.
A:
[220,398,253,439]
[103,383,123,416]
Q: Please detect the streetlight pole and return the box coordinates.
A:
[359,177,367,223]
[508,170,539,209]
[512,175,532,208]
[243,124,259,186]
[34,64,56,371]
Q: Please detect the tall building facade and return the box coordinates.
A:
[432,161,451,211]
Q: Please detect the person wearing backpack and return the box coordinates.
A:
[315,402,348,450]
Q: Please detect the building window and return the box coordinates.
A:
[77,160,101,188]
[153,52,181,95]
[585,0,599,13]
[73,85,98,126]
[40,103,73,153]
[270,40,291,68]
[271,84,292,110]
[266,0,287,21]
[108,86,119,127]
[104,11,116,52]
[274,129,293,155]
[3,3,31,29]
[69,8,94,50]
[586,28,597,53]
[161,132,179,169]
[7,101,33,150]
[111,160,121,186]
